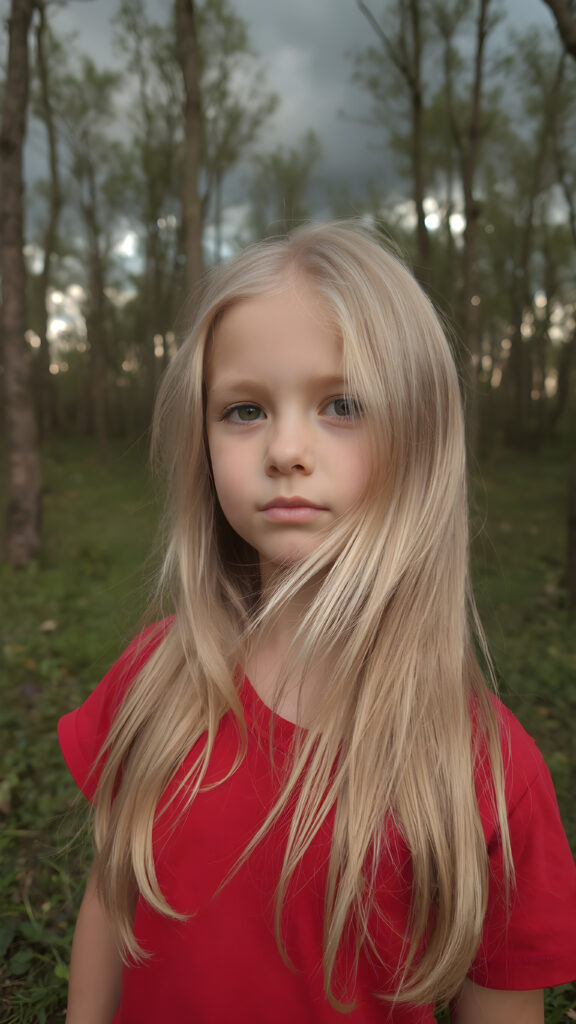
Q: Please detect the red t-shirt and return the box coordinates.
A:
[58,626,576,1023]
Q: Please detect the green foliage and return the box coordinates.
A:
[197,0,279,198]
[247,130,323,239]
[1,439,575,1020]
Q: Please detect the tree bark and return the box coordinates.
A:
[356,0,431,282]
[0,0,42,566]
[407,0,431,280]
[537,1,576,609]
[506,54,565,447]
[174,0,204,296]
[458,0,492,454]
[81,161,108,450]
[34,0,62,435]
[541,0,576,59]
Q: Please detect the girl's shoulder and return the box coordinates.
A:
[470,693,576,989]
[486,692,548,801]
[475,691,571,856]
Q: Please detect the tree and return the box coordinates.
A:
[112,0,277,414]
[0,0,42,566]
[466,37,576,452]
[541,0,576,58]
[31,0,63,434]
[246,130,322,240]
[538,0,576,606]
[175,0,204,295]
[114,0,183,408]
[57,57,123,447]
[196,0,278,259]
[354,0,431,280]
[502,39,571,446]
[430,0,502,450]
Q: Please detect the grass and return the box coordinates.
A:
[472,445,576,843]
[0,437,574,1022]
[0,438,158,1023]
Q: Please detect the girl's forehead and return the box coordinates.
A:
[220,271,333,328]
[204,280,343,386]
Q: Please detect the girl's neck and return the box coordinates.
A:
[245,568,329,726]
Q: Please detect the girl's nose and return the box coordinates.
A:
[264,417,314,476]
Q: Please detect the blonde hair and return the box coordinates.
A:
[93,221,512,1008]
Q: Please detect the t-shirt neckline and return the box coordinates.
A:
[240,674,300,752]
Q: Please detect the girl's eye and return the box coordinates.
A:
[222,403,264,422]
[325,396,363,419]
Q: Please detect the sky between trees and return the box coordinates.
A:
[9,0,555,222]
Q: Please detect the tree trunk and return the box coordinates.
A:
[355,0,431,283]
[84,193,108,451]
[458,0,492,454]
[504,54,565,447]
[0,0,42,566]
[175,0,204,296]
[553,78,576,247]
[142,225,162,415]
[74,153,108,449]
[408,0,431,281]
[547,327,575,431]
[541,0,576,59]
[34,0,62,436]
[214,171,223,264]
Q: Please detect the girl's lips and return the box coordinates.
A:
[259,496,327,522]
[260,504,326,523]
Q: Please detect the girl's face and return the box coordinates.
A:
[205,274,372,578]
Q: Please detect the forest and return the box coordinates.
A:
[1,0,575,1020]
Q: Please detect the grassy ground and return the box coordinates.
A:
[0,438,158,1023]
[0,438,574,1022]
[472,444,576,850]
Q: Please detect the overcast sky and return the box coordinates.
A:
[2,0,559,219]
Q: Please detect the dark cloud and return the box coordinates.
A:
[8,0,555,211]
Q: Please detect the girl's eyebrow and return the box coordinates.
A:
[209,374,347,392]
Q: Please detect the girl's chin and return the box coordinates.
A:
[259,548,318,572]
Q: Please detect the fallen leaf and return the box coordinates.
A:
[39,620,58,632]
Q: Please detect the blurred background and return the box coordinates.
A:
[0,0,575,1020]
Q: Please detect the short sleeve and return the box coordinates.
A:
[57,622,168,801]
[469,709,576,989]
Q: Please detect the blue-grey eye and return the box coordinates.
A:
[326,396,363,418]
[227,404,263,421]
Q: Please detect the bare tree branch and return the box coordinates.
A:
[355,0,393,53]
[541,0,576,59]
[174,0,204,294]
[354,0,430,276]
[355,0,411,79]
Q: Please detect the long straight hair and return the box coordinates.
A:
[92,221,512,1008]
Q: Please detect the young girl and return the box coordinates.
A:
[59,222,576,1023]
